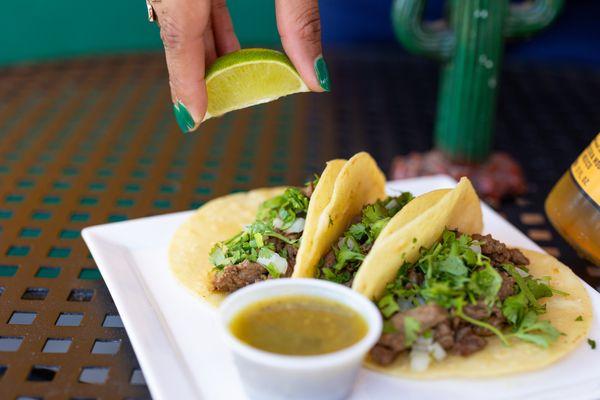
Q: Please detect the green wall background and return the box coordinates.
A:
[2,0,279,65]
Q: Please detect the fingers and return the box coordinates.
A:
[275,0,330,92]
[153,0,210,132]
[204,22,218,65]
[211,0,241,55]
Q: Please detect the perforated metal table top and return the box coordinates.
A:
[0,50,599,400]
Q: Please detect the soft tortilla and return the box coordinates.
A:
[293,152,387,278]
[365,249,593,378]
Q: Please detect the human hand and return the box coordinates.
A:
[150,0,330,132]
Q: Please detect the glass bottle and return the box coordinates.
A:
[545,134,600,266]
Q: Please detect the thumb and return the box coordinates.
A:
[275,0,330,92]
[154,1,209,132]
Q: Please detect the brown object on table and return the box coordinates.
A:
[390,150,527,207]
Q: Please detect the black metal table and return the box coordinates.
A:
[0,49,598,399]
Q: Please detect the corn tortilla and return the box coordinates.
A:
[293,152,387,278]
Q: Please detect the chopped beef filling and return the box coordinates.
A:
[434,320,454,350]
[463,301,489,320]
[370,233,532,366]
[370,304,448,365]
[405,269,424,289]
[213,230,299,292]
[498,271,516,300]
[453,326,488,356]
[213,260,268,292]
[471,233,529,266]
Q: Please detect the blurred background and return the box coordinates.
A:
[2,0,599,66]
[0,1,599,399]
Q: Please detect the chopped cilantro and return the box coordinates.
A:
[588,339,596,350]
[404,316,421,346]
[378,293,401,318]
[503,264,548,314]
[263,263,282,278]
[256,187,309,230]
[311,174,320,188]
[502,291,528,325]
[317,193,413,284]
[209,184,312,270]
[439,255,469,276]
[508,311,560,348]
[468,263,502,306]
[382,320,397,334]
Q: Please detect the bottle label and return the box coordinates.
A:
[570,134,600,207]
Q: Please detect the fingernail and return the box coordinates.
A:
[314,55,331,92]
[173,101,197,133]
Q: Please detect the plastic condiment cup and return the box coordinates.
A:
[219,278,382,400]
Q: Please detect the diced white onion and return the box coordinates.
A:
[409,337,446,371]
[413,336,433,351]
[409,348,431,372]
[257,251,288,274]
[385,199,398,210]
[431,342,447,361]
[516,267,529,277]
[469,244,481,254]
[272,217,284,229]
[338,237,346,248]
[284,218,305,234]
[398,299,414,311]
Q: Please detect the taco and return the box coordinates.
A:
[313,193,414,285]
[169,152,386,306]
[352,178,592,377]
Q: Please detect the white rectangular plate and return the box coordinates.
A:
[83,175,600,400]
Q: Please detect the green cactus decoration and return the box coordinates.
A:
[392,0,564,162]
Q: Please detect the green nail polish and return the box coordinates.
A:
[173,101,196,133]
[314,55,331,92]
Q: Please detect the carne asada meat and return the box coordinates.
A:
[434,320,455,350]
[498,271,516,300]
[405,269,424,289]
[370,304,448,364]
[473,306,506,337]
[453,326,488,356]
[283,244,298,276]
[213,260,268,292]
[471,233,529,267]
[463,302,489,320]
[388,304,448,334]
[369,344,398,366]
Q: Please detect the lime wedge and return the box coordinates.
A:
[204,48,309,120]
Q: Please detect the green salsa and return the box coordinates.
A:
[229,295,368,356]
